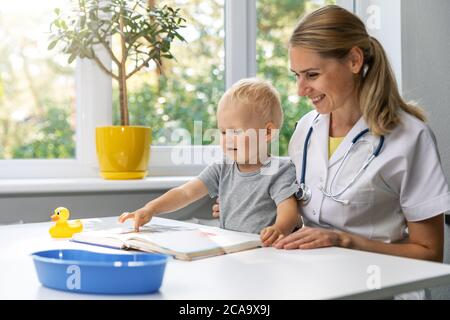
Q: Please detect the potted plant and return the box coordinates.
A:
[48,0,185,179]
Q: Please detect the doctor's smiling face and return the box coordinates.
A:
[289,46,363,115]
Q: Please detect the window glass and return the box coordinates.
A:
[0,0,76,159]
[256,0,336,155]
[112,0,225,146]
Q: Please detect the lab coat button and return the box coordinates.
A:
[313,210,317,215]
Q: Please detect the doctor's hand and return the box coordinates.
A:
[118,207,153,232]
[212,198,220,218]
[273,226,342,250]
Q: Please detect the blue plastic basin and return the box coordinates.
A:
[31,249,168,294]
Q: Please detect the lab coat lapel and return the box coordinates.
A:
[328,116,368,168]
[310,113,330,172]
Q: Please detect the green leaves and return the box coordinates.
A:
[47,39,59,50]
[68,52,77,64]
[12,106,75,159]
[48,0,186,125]
[48,0,186,68]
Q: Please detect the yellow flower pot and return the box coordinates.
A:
[96,126,152,179]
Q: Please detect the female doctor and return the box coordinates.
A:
[272,5,450,262]
[212,5,450,264]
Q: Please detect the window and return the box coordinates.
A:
[1,0,353,179]
[0,0,76,160]
[256,0,336,155]
[112,0,225,146]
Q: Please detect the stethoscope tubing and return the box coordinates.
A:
[297,115,384,204]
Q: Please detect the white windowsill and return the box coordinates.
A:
[0,177,194,195]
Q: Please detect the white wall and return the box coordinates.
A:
[355,0,403,92]
[400,0,450,299]
[0,191,215,225]
[356,0,450,183]
[401,0,450,181]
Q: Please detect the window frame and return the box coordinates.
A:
[0,0,354,179]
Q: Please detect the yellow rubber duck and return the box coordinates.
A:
[49,207,83,238]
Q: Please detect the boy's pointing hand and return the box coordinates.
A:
[118,208,152,232]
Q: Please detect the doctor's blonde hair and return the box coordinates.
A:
[289,5,426,135]
[218,78,283,129]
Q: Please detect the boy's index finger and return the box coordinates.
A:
[118,212,132,223]
[134,216,140,232]
[135,213,145,232]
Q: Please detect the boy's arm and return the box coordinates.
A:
[273,196,299,235]
[260,196,299,246]
[145,178,209,214]
[119,178,209,231]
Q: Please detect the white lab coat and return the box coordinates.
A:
[289,110,450,243]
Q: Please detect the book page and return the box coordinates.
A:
[129,228,260,254]
[73,223,198,247]
[73,218,261,260]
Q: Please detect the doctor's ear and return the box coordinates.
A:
[347,46,364,74]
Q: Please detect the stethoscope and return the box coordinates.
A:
[295,116,385,205]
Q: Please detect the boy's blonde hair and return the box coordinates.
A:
[218,78,283,129]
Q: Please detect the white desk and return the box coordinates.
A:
[1,217,450,300]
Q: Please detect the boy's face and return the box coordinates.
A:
[217,103,270,165]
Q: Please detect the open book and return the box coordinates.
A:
[72,217,262,261]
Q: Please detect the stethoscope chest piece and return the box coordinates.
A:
[295,183,312,205]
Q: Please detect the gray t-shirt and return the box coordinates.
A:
[198,157,298,234]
